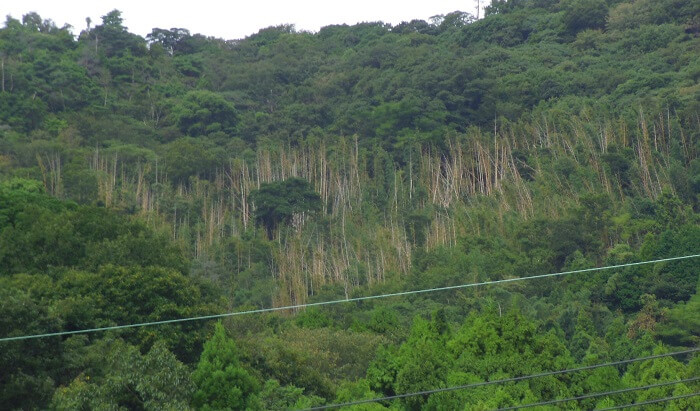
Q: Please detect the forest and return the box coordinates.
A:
[0,0,699,409]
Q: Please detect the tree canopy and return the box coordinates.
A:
[250,177,321,238]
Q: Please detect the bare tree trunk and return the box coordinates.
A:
[36,153,62,197]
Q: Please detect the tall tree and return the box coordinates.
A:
[192,322,259,409]
[250,178,321,238]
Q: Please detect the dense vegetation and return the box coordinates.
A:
[1,0,699,408]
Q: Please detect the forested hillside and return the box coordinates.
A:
[1,0,699,409]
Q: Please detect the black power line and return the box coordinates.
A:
[496,377,699,410]
[597,391,700,410]
[305,348,699,410]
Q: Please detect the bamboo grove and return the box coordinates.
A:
[29,108,696,307]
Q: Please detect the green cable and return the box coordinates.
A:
[1,254,697,343]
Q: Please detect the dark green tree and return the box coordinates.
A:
[52,340,194,410]
[0,286,63,409]
[170,90,238,136]
[562,0,609,33]
[250,178,321,238]
[163,137,222,183]
[146,27,190,55]
[90,9,147,58]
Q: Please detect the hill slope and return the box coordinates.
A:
[1,1,699,408]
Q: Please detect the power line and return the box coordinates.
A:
[304,348,699,410]
[597,392,700,410]
[1,254,697,342]
[495,377,699,410]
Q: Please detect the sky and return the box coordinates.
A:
[3,1,483,40]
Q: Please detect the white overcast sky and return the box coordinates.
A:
[3,1,482,40]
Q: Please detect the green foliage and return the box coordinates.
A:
[250,177,321,237]
[248,326,386,398]
[602,145,634,190]
[333,379,384,410]
[90,10,147,58]
[367,306,401,336]
[192,322,259,410]
[295,308,336,329]
[1,265,216,360]
[0,286,63,409]
[1,4,699,409]
[0,178,63,229]
[620,348,695,406]
[63,165,98,204]
[0,184,187,274]
[146,27,191,56]
[0,89,49,131]
[657,290,700,347]
[164,137,223,183]
[368,311,578,409]
[170,90,238,136]
[52,339,194,410]
[256,379,325,409]
[562,0,609,34]
[404,210,431,247]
